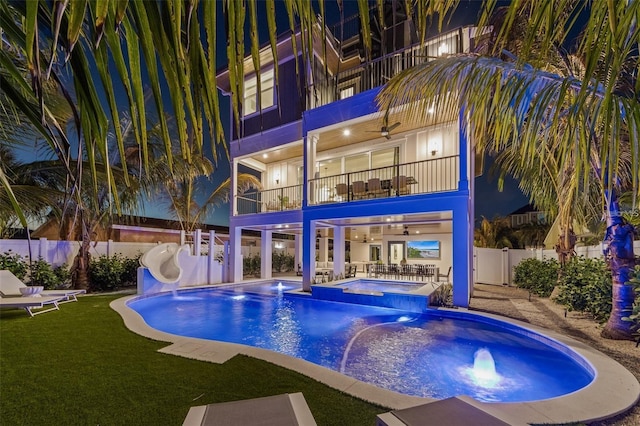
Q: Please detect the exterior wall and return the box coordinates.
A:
[231,59,305,140]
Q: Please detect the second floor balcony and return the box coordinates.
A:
[235,155,459,215]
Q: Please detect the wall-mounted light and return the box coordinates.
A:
[275,171,280,185]
[316,230,322,240]
[428,135,442,157]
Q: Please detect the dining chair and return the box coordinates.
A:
[391,175,410,195]
[367,178,386,198]
[335,183,349,200]
[352,181,367,199]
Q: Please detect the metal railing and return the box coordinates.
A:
[310,29,462,108]
[237,184,303,215]
[308,155,459,205]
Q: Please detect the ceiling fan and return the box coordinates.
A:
[368,121,400,139]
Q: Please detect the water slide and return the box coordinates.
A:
[138,243,190,293]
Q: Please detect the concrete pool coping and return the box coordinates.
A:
[110,285,639,426]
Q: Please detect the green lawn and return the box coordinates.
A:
[0,294,386,425]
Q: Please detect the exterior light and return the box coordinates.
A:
[343,129,351,136]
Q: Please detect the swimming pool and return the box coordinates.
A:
[128,282,594,402]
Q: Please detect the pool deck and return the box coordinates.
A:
[110,281,640,426]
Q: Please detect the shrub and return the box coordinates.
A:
[513,257,559,297]
[0,251,28,279]
[430,283,453,307]
[28,258,63,289]
[89,254,126,292]
[553,257,612,322]
[622,265,640,345]
[120,253,142,287]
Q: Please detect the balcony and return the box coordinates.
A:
[310,28,463,109]
[237,184,303,215]
[235,155,459,215]
[308,155,459,205]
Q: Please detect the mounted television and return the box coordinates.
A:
[407,240,440,259]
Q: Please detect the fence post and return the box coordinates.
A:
[39,237,48,263]
[194,229,202,256]
[502,247,510,286]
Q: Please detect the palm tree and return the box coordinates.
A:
[377,1,639,339]
[474,217,515,249]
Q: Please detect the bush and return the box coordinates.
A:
[553,257,612,322]
[89,254,138,291]
[28,258,63,289]
[120,253,142,286]
[513,257,559,297]
[622,265,640,344]
[0,251,28,279]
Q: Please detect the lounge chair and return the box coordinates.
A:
[0,295,63,317]
[376,396,509,426]
[182,392,317,426]
[0,270,86,303]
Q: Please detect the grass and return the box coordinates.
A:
[0,294,386,425]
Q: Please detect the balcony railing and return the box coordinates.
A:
[310,29,462,109]
[308,155,459,205]
[235,156,459,215]
[237,184,303,215]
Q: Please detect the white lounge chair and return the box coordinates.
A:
[0,295,63,317]
[0,270,86,303]
[183,392,317,426]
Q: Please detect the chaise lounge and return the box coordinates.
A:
[0,270,86,303]
[0,295,64,317]
[182,392,317,426]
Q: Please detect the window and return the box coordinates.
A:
[243,69,275,116]
[340,86,354,99]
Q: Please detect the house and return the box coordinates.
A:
[216,6,478,306]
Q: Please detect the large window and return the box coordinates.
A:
[243,69,275,116]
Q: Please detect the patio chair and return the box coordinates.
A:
[352,180,367,199]
[182,392,317,426]
[377,396,509,426]
[438,266,452,282]
[0,294,63,317]
[391,175,410,195]
[335,183,349,200]
[0,270,86,303]
[367,177,387,197]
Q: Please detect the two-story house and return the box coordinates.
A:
[216,7,477,307]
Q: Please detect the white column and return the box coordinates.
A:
[294,234,302,272]
[230,226,243,282]
[39,237,48,263]
[261,230,273,279]
[332,227,345,277]
[194,229,202,256]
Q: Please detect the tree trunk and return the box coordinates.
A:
[601,196,636,340]
[71,220,92,291]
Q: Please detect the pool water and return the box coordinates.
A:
[333,279,426,293]
[129,284,594,402]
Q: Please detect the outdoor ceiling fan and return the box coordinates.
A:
[367,111,401,139]
[368,121,401,139]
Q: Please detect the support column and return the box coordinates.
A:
[294,234,302,272]
[261,230,273,279]
[318,232,328,262]
[332,226,345,278]
[230,226,243,283]
[452,205,471,307]
[302,219,315,291]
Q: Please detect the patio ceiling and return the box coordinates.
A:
[242,107,454,166]
[240,212,452,240]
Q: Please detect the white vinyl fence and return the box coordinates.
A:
[474,241,640,286]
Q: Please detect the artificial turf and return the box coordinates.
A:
[0,294,387,425]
